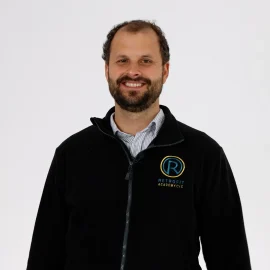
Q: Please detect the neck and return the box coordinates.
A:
[113,101,160,136]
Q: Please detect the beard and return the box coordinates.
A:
[108,70,164,113]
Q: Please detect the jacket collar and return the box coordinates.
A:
[90,104,185,147]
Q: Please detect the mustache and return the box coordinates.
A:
[117,76,151,85]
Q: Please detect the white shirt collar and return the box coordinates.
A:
[110,108,165,137]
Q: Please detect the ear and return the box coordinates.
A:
[162,62,170,84]
[105,63,109,82]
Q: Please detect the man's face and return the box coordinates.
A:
[105,28,169,113]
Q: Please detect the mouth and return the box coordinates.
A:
[120,81,147,90]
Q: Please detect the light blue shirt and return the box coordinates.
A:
[110,108,165,158]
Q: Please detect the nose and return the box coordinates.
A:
[126,62,141,78]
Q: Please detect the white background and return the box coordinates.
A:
[1,0,269,269]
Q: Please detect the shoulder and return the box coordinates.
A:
[176,120,223,157]
[54,125,100,155]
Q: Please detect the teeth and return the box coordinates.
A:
[124,82,143,87]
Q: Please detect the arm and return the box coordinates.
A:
[26,148,68,270]
[198,147,252,270]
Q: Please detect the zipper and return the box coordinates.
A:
[92,119,184,270]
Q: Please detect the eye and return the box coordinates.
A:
[117,59,128,63]
[142,59,152,64]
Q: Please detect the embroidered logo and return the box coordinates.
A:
[158,156,185,189]
[160,156,185,178]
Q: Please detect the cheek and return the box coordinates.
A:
[109,68,123,80]
[108,74,119,84]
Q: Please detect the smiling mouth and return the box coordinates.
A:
[120,81,147,89]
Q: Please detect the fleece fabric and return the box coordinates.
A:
[26,104,252,270]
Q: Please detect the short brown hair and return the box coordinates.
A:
[102,19,170,66]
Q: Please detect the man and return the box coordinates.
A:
[26,20,252,270]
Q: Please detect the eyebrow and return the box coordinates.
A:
[116,54,154,58]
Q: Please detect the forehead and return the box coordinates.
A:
[110,28,161,59]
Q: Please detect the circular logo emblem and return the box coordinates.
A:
[160,156,185,178]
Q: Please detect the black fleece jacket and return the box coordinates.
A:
[26,105,252,270]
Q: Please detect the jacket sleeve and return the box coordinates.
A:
[26,148,68,270]
[198,147,252,270]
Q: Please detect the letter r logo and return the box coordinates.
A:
[160,156,185,178]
